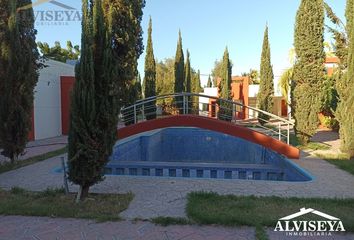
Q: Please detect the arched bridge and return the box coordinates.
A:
[118,92,299,159]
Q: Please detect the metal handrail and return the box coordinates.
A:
[120,92,294,144]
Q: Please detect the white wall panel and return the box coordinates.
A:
[33,60,74,140]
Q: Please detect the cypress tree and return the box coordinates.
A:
[155,58,175,109]
[257,25,274,125]
[184,50,191,93]
[197,70,202,92]
[122,74,143,125]
[184,50,192,112]
[174,30,184,113]
[0,0,39,163]
[218,47,233,121]
[293,0,325,144]
[191,70,202,93]
[107,0,145,112]
[191,70,202,113]
[143,17,156,120]
[337,0,354,158]
[207,75,213,87]
[68,0,133,201]
[137,73,142,100]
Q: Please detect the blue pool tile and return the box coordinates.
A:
[182,169,190,177]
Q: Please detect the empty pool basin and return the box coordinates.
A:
[107,127,312,181]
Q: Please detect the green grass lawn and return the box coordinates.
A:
[316,153,354,176]
[0,187,133,222]
[186,192,354,232]
[290,134,330,151]
[327,159,354,176]
[0,146,67,174]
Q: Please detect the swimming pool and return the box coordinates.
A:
[107,127,312,182]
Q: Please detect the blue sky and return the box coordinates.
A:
[34,0,346,85]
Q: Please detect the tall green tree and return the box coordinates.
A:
[192,69,202,93]
[0,0,40,163]
[211,59,222,87]
[293,0,325,144]
[108,0,145,111]
[143,17,156,120]
[336,0,354,158]
[191,69,202,113]
[68,0,112,201]
[207,75,212,87]
[155,57,175,109]
[156,58,174,95]
[197,70,202,92]
[218,47,233,121]
[136,73,143,100]
[184,50,192,112]
[68,0,145,201]
[174,30,184,113]
[257,25,274,125]
[184,50,191,93]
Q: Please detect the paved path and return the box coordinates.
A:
[310,129,342,155]
[1,151,354,220]
[1,216,354,240]
[0,216,254,240]
[1,130,354,239]
[0,136,67,164]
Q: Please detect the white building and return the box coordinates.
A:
[30,60,75,140]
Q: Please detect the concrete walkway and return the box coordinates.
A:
[1,130,354,239]
[310,129,343,156]
[1,151,354,220]
[0,136,67,164]
[0,216,254,240]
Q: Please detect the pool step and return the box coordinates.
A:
[104,163,285,181]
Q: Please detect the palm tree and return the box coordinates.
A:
[278,67,294,104]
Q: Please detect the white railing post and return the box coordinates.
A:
[186,94,189,114]
[142,104,145,120]
[133,105,137,124]
[183,94,186,115]
[287,123,290,144]
[122,92,294,145]
[233,103,236,122]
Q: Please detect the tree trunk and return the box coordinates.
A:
[81,185,90,199]
[10,154,18,164]
[76,184,90,203]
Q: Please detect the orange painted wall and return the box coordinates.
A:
[60,76,75,135]
[216,76,250,120]
[231,76,249,119]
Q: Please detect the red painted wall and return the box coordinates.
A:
[60,76,75,135]
[217,76,250,119]
[28,108,35,141]
[117,115,300,159]
[231,76,249,119]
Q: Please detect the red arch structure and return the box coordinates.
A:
[117,115,300,159]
